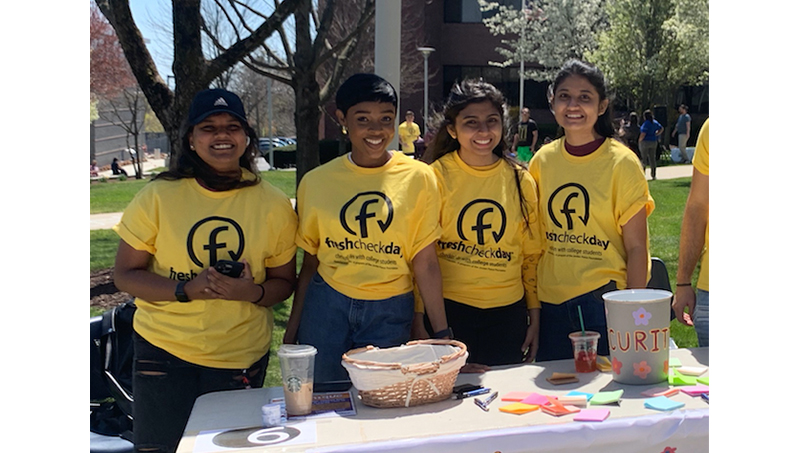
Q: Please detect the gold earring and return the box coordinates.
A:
[341,125,348,135]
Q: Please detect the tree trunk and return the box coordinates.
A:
[293,0,320,188]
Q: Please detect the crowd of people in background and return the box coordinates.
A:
[107,59,709,453]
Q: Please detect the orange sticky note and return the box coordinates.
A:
[498,402,540,414]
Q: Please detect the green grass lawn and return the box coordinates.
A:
[90,170,297,214]
[90,175,699,387]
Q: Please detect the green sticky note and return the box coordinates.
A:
[669,357,682,367]
[669,370,696,386]
[697,376,709,385]
[590,389,624,405]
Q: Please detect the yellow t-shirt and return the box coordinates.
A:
[693,119,709,291]
[431,152,542,309]
[113,174,298,369]
[529,138,655,304]
[398,121,421,153]
[296,152,441,299]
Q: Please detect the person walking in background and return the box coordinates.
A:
[112,88,298,453]
[284,74,450,384]
[672,104,692,163]
[415,79,542,371]
[623,112,643,168]
[90,160,99,177]
[398,110,421,156]
[529,60,654,361]
[638,109,664,179]
[512,107,538,163]
[673,119,709,347]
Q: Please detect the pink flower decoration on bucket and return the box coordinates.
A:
[663,360,669,374]
[661,447,677,453]
[632,307,652,326]
[633,361,652,379]
[612,356,622,375]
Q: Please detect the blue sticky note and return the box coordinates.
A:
[567,390,594,400]
[644,396,685,411]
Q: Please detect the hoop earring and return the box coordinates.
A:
[246,137,251,146]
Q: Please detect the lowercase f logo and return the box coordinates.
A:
[186,216,245,267]
[547,183,590,230]
[340,191,394,238]
[457,199,507,245]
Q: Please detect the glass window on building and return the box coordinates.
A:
[444,0,522,23]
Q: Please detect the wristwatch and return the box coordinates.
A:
[432,327,454,339]
[175,281,191,302]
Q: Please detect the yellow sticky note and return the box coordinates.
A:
[596,356,612,372]
[498,402,540,414]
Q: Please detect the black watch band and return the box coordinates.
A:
[432,327,453,339]
[175,281,190,302]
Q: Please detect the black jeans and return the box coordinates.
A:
[425,298,528,366]
[132,332,268,453]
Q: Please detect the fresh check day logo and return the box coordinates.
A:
[438,199,514,267]
[324,191,402,269]
[545,183,610,255]
[170,216,245,281]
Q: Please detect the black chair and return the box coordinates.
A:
[647,257,671,291]
[647,257,676,323]
[90,315,134,453]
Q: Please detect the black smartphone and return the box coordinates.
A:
[452,384,482,395]
[214,260,244,278]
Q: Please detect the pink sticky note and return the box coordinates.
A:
[680,384,710,396]
[501,391,532,402]
[520,392,551,406]
[574,408,610,422]
[641,387,680,397]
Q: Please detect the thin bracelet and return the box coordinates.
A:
[676,283,692,287]
[251,284,265,303]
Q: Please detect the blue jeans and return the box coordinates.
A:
[296,273,414,383]
[536,282,617,362]
[694,289,709,347]
[132,332,268,453]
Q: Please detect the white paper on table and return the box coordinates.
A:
[192,420,317,453]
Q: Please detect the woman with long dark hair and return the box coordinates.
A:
[414,79,542,370]
[529,60,655,362]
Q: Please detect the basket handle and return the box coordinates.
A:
[401,361,440,375]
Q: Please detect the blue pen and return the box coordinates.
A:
[453,387,490,399]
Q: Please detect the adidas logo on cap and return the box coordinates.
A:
[213,97,228,106]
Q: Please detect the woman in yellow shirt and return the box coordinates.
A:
[529,60,654,361]
[415,79,542,370]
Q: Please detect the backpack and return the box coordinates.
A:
[90,299,136,439]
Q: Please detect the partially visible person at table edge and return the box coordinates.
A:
[283,73,450,384]
[412,78,542,373]
[112,88,298,453]
[673,118,709,347]
[528,60,655,362]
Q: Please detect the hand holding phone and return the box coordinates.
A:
[214,260,244,278]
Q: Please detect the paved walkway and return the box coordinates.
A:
[90,163,693,231]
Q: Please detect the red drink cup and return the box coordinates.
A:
[569,331,600,373]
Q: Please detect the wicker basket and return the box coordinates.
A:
[341,339,468,408]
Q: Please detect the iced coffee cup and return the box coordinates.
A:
[277,344,317,416]
[568,331,600,373]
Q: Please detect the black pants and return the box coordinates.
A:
[132,332,268,453]
[429,298,529,366]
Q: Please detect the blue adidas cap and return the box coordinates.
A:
[187,88,248,126]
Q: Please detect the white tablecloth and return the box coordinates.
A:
[178,348,709,453]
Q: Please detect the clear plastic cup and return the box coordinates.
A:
[569,331,600,373]
[277,344,317,415]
